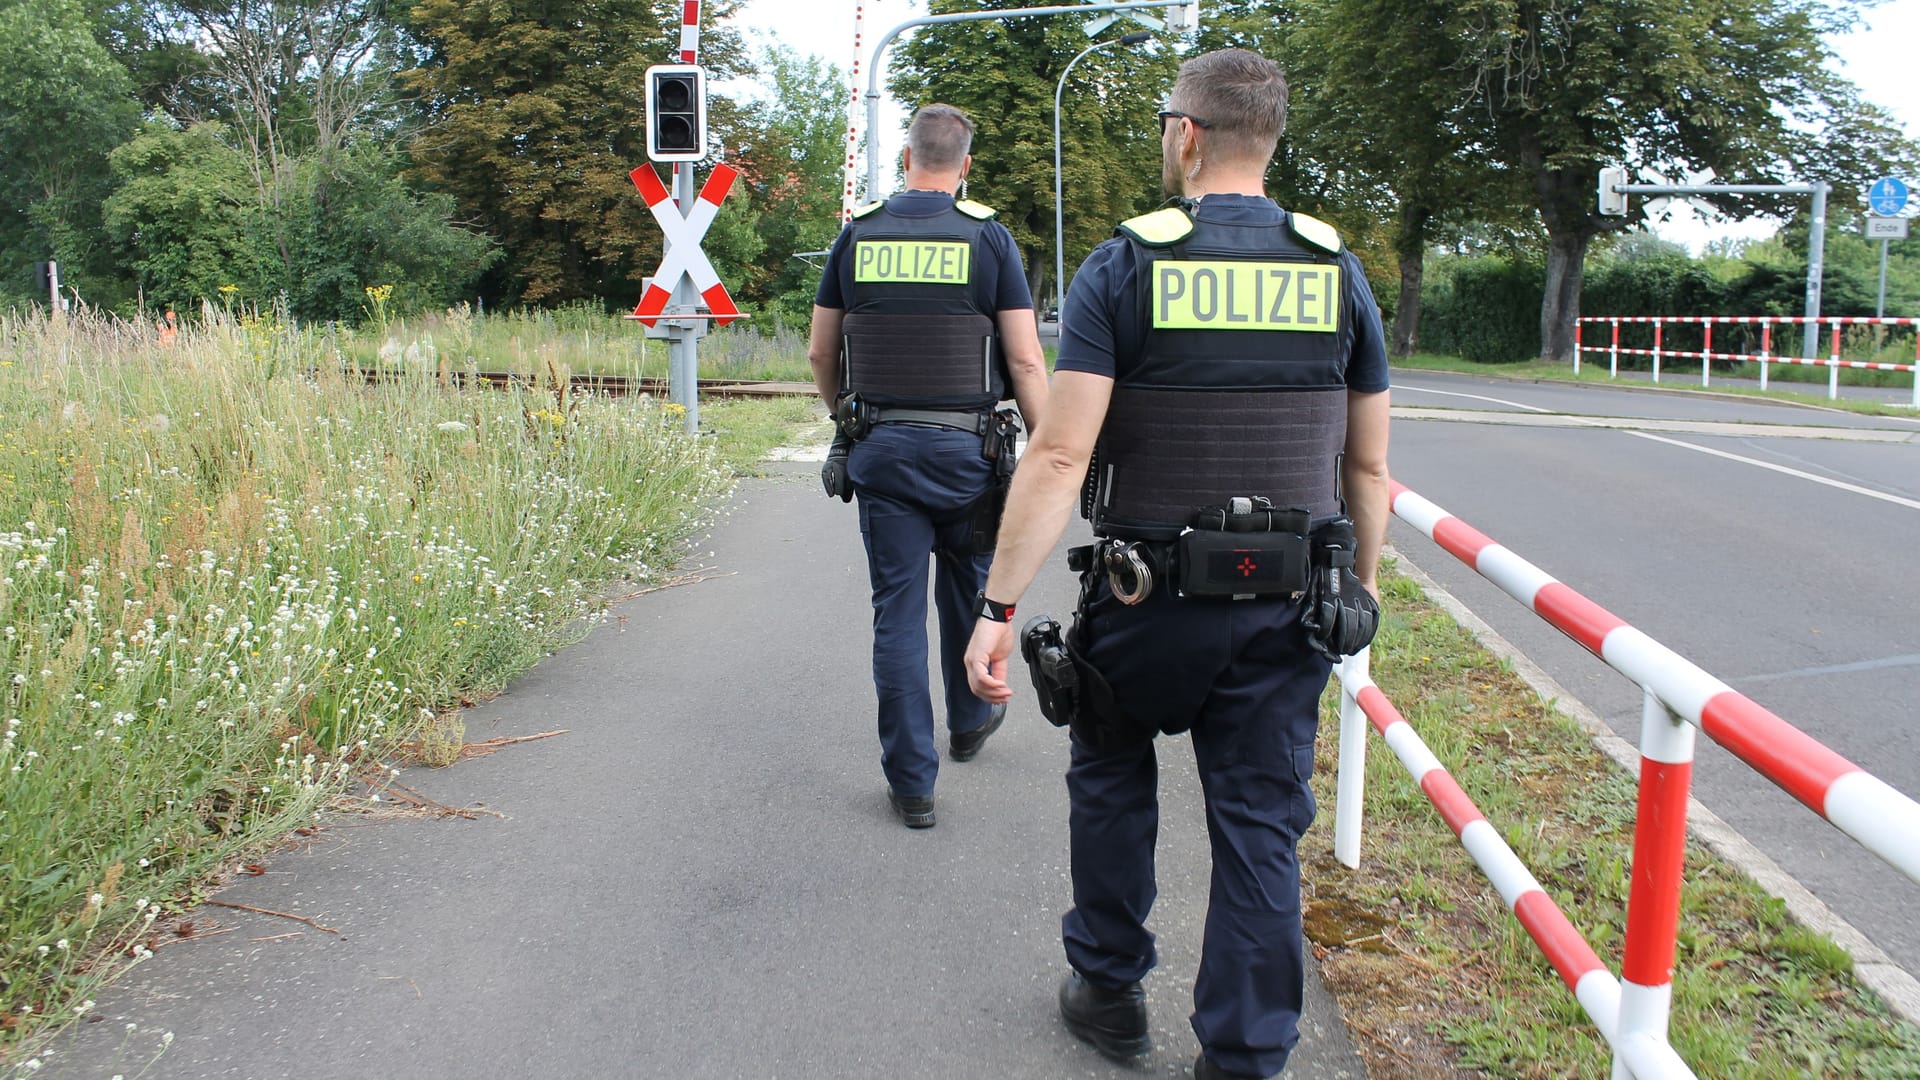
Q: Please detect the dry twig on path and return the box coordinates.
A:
[201,901,344,939]
[458,728,569,760]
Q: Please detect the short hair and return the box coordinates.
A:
[1167,49,1289,165]
[906,104,975,170]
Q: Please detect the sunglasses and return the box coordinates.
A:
[1157,109,1214,134]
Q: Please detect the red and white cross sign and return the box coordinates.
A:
[630,161,740,328]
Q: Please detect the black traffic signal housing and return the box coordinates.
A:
[646,64,706,163]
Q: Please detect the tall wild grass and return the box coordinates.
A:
[0,308,735,1053]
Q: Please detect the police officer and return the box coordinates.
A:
[963,51,1390,1079]
[808,103,1049,830]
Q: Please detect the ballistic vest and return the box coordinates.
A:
[1086,204,1353,541]
[839,196,1006,410]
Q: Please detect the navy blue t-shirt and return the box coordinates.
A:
[1057,195,1390,393]
[815,191,1034,314]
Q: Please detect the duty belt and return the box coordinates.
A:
[867,407,991,434]
[1069,500,1319,605]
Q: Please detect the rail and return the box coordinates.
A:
[1573,315,1919,405]
[1331,480,1920,1076]
[354,370,816,400]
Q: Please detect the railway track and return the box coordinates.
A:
[360,369,817,400]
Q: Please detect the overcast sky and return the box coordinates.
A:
[724,0,1919,249]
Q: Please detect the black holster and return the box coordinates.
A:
[1301,516,1380,661]
[1020,613,1157,753]
[968,408,1021,554]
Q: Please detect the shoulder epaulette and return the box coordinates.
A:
[954,199,997,220]
[1115,207,1194,247]
[1287,211,1342,254]
[851,200,886,219]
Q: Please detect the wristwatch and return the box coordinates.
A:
[975,591,1016,623]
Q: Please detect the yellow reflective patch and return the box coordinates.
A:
[1119,207,1194,246]
[853,240,973,284]
[1151,261,1342,332]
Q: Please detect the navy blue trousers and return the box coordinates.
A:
[847,423,996,798]
[1061,576,1331,1078]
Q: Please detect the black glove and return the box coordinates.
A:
[821,429,854,502]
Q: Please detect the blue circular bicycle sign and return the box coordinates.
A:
[1868,177,1908,216]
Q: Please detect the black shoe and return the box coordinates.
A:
[1194,1053,1268,1080]
[949,703,1007,762]
[1058,970,1150,1061]
[888,789,935,829]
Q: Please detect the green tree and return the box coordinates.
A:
[103,121,277,308]
[1284,0,1529,356]
[78,1,211,116]
[281,144,498,320]
[890,0,1178,305]
[1448,0,1920,361]
[728,46,852,326]
[105,121,497,320]
[401,0,751,308]
[0,0,141,307]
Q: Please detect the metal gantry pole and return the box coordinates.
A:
[865,1,1187,199]
[1804,183,1828,359]
[1611,182,1830,358]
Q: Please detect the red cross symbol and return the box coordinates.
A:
[630,162,741,328]
[1237,555,1259,578]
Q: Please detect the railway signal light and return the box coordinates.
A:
[646,64,706,163]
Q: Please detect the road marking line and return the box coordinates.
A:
[1738,654,1920,685]
[1623,431,1920,511]
[1396,384,1553,413]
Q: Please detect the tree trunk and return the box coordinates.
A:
[1024,243,1047,313]
[1520,132,1606,365]
[1540,228,1589,363]
[1389,203,1430,358]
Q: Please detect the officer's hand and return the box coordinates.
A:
[821,430,854,502]
[820,453,852,501]
[965,619,1015,704]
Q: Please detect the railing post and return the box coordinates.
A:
[1614,688,1697,1080]
[1610,319,1620,378]
[1333,647,1371,869]
[1652,319,1663,383]
[1911,322,1918,409]
[1701,321,1712,388]
[1759,322,1772,390]
[1575,320,1583,375]
[1828,322,1841,400]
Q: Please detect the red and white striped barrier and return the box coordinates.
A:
[842,2,865,223]
[1333,481,1920,1075]
[1333,652,1696,1079]
[1385,481,1920,884]
[1574,315,1920,404]
[677,0,700,62]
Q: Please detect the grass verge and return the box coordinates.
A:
[1305,563,1920,1077]
[0,310,803,1067]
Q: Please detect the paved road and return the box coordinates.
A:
[1387,370,1920,1002]
[40,445,1365,1080]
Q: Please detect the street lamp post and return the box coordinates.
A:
[1055,31,1153,321]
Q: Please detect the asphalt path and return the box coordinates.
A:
[1386,370,1920,1001]
[40,442,1366,1079]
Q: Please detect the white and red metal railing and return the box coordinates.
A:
[1573,315,1919,405]
[1333,650,1697,1078]
[1331,480,1920,1077]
